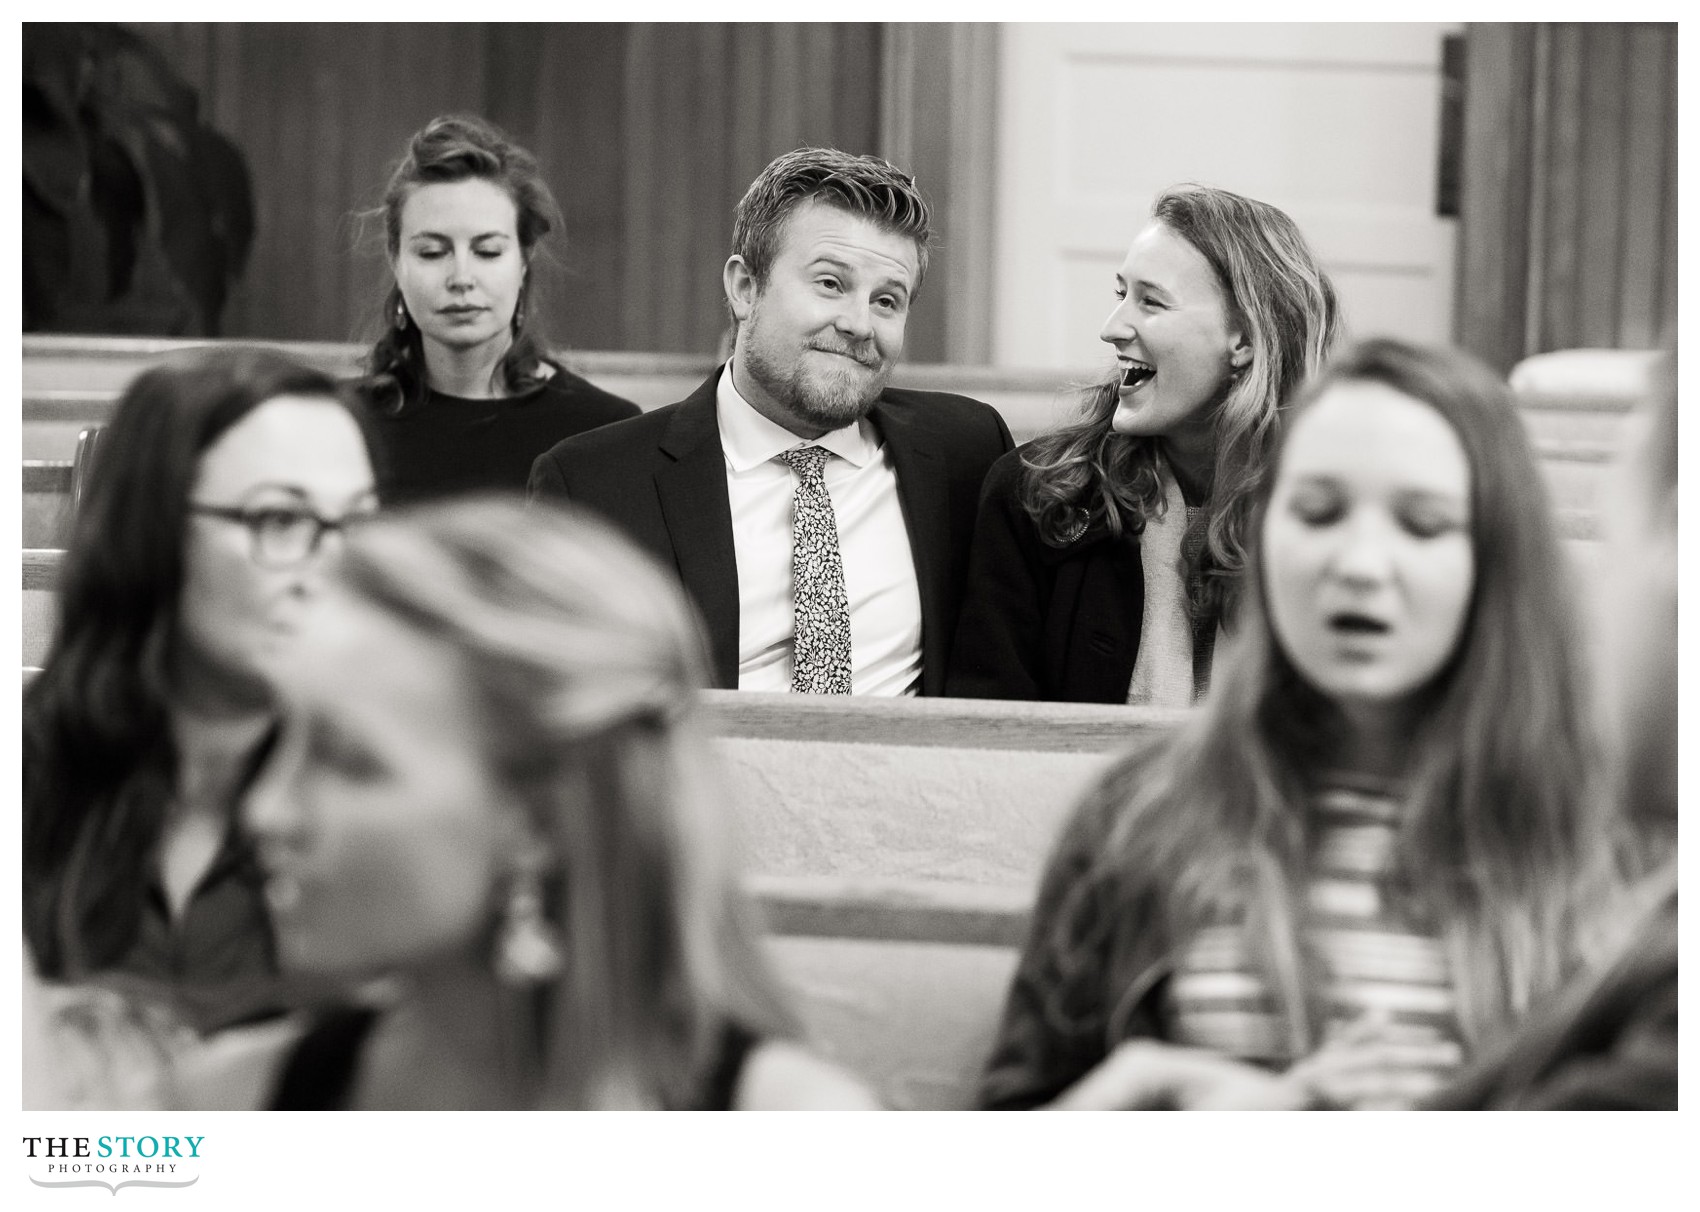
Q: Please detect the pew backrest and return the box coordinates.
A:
[707,692,1183,1109]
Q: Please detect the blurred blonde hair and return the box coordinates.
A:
[335,497,796,1107]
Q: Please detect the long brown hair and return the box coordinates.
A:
[1019,185,1341,629]
[333,498,797,1107]
[1051,338,1611,1054]
[23,349,373,979]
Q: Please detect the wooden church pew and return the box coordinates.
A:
[713,691,1174,1109]
[750,874,1031,1107]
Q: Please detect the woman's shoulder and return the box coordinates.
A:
[732,1039,882,1110]
[1040,732,1177,890]
[986,442,1036,487]
[535,361,642,419]
[1077,731,1172,825]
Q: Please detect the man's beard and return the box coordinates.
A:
[743,324,892,433]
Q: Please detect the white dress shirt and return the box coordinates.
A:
[716,364,923,695]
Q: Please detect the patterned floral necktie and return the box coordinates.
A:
[777,445,853,695]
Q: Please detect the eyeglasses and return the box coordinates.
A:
[188,502,374,569]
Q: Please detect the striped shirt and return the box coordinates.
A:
[1167,777,1464,1077]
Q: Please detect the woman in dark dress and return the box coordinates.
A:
[361,114,639,504]
[948,185,1340,704]
[197,499,875,1109]
[23,348,379,1034]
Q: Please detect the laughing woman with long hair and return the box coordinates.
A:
[948,185,1340,703]
[979,339,1614,1109]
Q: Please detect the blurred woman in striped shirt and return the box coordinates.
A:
[980,339,1618,1110]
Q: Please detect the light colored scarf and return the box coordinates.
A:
[1126,457,1209,707]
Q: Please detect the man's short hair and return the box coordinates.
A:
[730,147,932,295]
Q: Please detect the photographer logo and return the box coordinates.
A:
[23,1136,203,1195]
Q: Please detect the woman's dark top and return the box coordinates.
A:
[978,772,1175,1109]
[268,1006,762,1110]
[366,364,640,504]
[116,818,284,1034]
[948,447,1146,702]
[27,732,285,1035]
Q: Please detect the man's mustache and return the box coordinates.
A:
[809,339,881,368]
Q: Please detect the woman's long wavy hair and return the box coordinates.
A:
[332,499,798,1108]
[1050,338,1611,1056]
[1020,185,1341,628]
[362,114,562,412]
[23,349,373,979]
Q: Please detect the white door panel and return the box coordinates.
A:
[996,23,1459,371]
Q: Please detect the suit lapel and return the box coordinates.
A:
[870,394,951,695]
[655,372,741,688]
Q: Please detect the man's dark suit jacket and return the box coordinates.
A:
[527,369,1014,694]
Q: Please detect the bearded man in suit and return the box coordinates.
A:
[530,147,1013,695]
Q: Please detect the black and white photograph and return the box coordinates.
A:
[12,14,1686,1208]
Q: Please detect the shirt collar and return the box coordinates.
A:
[715,362,878,472]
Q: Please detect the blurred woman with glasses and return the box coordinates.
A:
[23,347,379,1034]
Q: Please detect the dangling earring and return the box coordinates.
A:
[494,860,562,985]
[394,297,410,331]
[512,299,526,334]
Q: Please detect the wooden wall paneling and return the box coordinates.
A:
[764,24,805,155]
[338,22,396,350]
[690,24,736,359]
[655,22,712,355]
[1576,23,1629,350]
[286,23,345,343]
[799,24,840,148]
[728,24,772,197]
[945,23,998,366]
[1455,23,1536,374]
[1658,44,1677,343]
[206,24,244,136]
[892,23,951,365]
[1617,24,1675,350]
[246,28,297,338]
[527,25,631,355]
[651,22,719,356]
[879,25,915,175]
[309,28,351,345]
[835,24,883,155]
[620,25,665,355]
[261,28,309,338]
[1535,24,1583,355]
[881,23,998,366]
[481,23,546,152]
